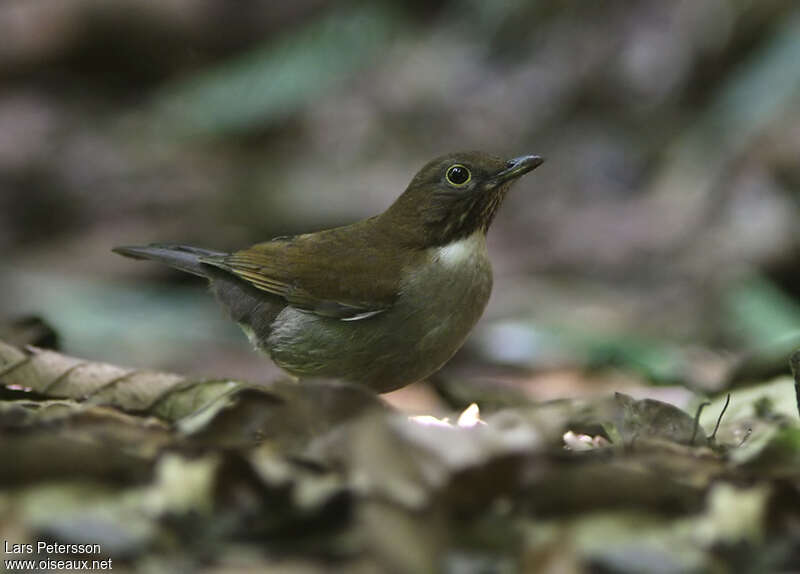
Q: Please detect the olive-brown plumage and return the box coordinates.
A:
[114,151,543,392]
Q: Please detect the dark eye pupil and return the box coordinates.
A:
[447,166,469,184]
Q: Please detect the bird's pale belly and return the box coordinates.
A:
[265,233,493,392]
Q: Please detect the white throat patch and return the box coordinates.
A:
[435,232,486,267]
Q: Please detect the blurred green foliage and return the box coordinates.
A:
[153,3,404,135]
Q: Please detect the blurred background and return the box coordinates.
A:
[1,0,798,409]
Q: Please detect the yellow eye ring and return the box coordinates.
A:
[445,164,471,187]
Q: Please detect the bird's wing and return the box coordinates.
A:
[199,225,407,320]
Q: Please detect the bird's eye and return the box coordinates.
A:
[445,164,471,187]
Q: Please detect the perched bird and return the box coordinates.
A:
[114,151,543,392]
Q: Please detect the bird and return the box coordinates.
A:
[114,151,543,392]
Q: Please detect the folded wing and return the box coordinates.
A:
[200,223,408,320]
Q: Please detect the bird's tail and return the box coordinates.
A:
[112,244,227,278]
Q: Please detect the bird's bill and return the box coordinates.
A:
[489,154,544,186]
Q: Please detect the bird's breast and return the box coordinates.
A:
[400,231,493,321]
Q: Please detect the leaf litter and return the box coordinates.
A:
[2,339,800,572]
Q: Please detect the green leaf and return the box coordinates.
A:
[724,275,800,348]
[151,3,402,136]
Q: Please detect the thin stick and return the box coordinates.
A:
[790,350,800,418]
[710,393,731,442]
[691,401,711,446]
